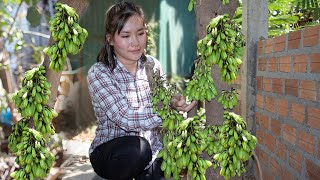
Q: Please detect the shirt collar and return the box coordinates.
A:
[114,56,146,74]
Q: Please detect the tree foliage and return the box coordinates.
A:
[232,0,320,37]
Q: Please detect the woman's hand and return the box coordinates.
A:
[171,94,197,112]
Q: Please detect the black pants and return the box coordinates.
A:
[90,136,164,180]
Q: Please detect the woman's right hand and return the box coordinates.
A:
[171,94,197,112]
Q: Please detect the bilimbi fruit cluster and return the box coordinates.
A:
[149,14,257,180]
[8,2,88,179]
[150,69,184,131]
[9,66,57,180]
[11,66,57,135]
[43,2,88,72]
[183,59,218,102]
[197,14,245,84]
[8,119,55,180]
[207,112,257,179]
[158,109,212,180]
[218,88,238,109]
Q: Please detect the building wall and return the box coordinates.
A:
[256,25,320,179]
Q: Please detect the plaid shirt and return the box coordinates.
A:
[87,55,163,165]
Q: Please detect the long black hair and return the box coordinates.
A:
[97,1,147,70]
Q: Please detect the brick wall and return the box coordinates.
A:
[256,25,320,179]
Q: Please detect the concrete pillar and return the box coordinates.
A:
[241,0,268,131]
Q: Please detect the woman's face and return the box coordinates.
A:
[109,15,147,65]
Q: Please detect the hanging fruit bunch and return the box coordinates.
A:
[197,14,245,84]
[218,88,238,109]
[8,119,55,180]
[158,109,212,180]
[150,69,184,131]
[8,66,57,180]
[183,58,218,102]
[8,2,88,180]
[43,2,88,72]
[206,112,257,179]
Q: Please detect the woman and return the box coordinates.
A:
[87,2,196,180]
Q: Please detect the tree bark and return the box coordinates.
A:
[42,0,89,108]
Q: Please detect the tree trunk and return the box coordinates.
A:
[195,0,239,125]
[42,0,89,108]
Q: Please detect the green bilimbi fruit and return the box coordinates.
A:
[207,112,257,179]
[157,108,212,180]
[217,88,238,109]
[44,2,88,72]
[199,14,245,84]
[11,66,57,136]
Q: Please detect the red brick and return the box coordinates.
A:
[272,78,283,94]
[308,107,320,130]
[268,57,278,72]
[298,130,314,155]
[256,94,264,109]
[270,157,281,177]
[277,98,288,117]
[279,56,291,72]
[256,128,265,145]
[274,42,285,52]
[281,167,295,180]
[306,159,320,180]
[258,58,267,71]
[276,140,287,161]
[304,26,319,47]
[289,30,301,40]
[260,114,269,130]
[257,76,262,90]
[265,133,276,151]
[294,54,308,72]
[263,77,272,92]
[310,53,320,73]
[256,147,268,166]
[289,149,302,172]
[291,103,305,124]
[275,34,286,43]
[258,41,263,55]
[274,35,286,52]
[283,124,296,145]
[304,35,318,47]
[288,31,301,49]
[266,96,275,113]
[304,26,320,37]
[266,38,274,46]
[271,119,281,136]
[300,80,317,101]
[285,79,298,96]
[265,39,274,54]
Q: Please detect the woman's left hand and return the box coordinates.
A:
[171,94,197,112]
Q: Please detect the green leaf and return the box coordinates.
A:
[26,6,41,27]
